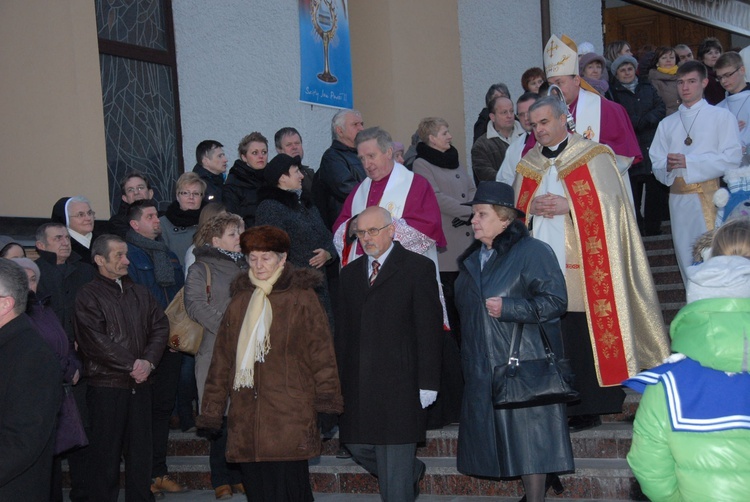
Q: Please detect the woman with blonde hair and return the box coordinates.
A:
[185,212,247,499]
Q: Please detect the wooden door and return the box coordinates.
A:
[604,4,731,57]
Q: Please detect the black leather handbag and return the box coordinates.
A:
[492,313,579,408]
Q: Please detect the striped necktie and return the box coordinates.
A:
[369,260,380,286]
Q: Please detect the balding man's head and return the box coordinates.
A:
[354,207,394,259]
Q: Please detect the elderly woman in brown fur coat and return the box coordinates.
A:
[196,226,343,501]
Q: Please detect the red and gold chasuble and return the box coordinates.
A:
[515,134,669,386]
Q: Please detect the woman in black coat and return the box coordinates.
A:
[610,54,668,236]
[455,182,573,502]
[223,132,268,228]
[255,154,336,327]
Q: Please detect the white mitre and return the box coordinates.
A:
[544,34,578,78]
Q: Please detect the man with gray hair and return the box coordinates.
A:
[0,258,62,499]
[513,95,669,432]
[333,126,446,272]
[314,109,365,229]
[74,234,169,501]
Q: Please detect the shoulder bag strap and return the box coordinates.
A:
[507,322,523,376]
[203,262,212,303]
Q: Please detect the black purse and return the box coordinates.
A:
[492,313,579,408]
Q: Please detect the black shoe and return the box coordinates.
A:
[568,414,602,432]
[547,473,564,495]
[335,446,352,459]
[518,474,564,501]
[414,462,426,498]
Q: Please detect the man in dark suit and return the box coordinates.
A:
[0,258,62,500]
[336,206,443,501]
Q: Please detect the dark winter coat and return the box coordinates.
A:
[193,163,225,203]
[197,265,343,462]
[256,186,336,271]
[336,242,443,444]
[0,314,62,500]
[455,221,574,477]
[313,139,366,229]
[222,159,266,228]
[34,248,95,342]
[26,291,81,384]
[610,78,666,176]
[256,186,336,327]
[74,272,169,389]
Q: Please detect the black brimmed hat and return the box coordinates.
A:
[462,181,525,218]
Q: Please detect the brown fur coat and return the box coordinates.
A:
[196,264,343,462]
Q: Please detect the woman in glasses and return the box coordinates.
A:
[159,171,206,433]
[160,172,206,270]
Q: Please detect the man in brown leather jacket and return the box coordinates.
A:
[74,234,169,501]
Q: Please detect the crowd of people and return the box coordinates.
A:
[1,31,750,502]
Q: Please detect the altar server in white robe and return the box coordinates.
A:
[650,60,742,286]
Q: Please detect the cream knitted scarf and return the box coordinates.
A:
[233,265,284,389]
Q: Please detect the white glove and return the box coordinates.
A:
[419,389,438,409]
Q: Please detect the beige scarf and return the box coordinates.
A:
[233,265,285,389]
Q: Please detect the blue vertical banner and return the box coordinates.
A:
[299,0,353,109]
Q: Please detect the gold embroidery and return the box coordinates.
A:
[516,163,543,183]
[585,236,603,254]
[590,267,608,285]
[546,40,558,57]
[593,299,611,317]
[572,180,591,196]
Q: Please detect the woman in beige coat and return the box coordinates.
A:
[412,116,475,428]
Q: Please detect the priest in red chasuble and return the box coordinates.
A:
[514,95,670,431]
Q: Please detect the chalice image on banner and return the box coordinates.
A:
[311,0,338,83]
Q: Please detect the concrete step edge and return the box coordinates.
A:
[160,455,633,477]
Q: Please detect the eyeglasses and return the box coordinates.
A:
[716,67,741,82]
[69,210,95,219]
[178,191,204,198]
[125,185,148,194]
[354,224,392,239]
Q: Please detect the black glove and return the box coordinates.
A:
[346,216,359,243]
[317,412,339,435]
[451,217,471,228]
[196,427,222,441]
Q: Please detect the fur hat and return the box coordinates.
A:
[264,154,301,185]
[240,225,290,255]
